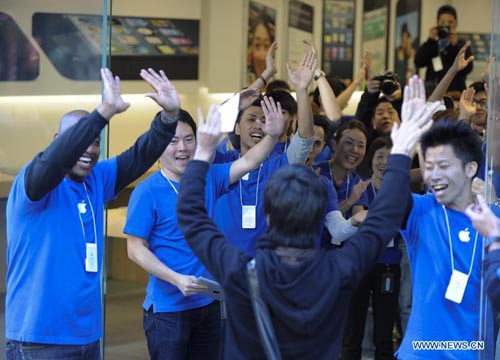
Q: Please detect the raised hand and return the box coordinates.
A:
[99,68,130,118]
[263,41,278,79]
[194,105,222,163]
[174,274,208,297]
[260,96,284,139]
[351,179,371,203]
[140,68,180,116]
[465,194,500,238]
[238,88,260,111]
[391,75,441,156]
[287,40,318,91]
[459,87,476,120]
[451,41,474,73]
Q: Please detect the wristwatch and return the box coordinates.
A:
[484,236,500,250]
[314,70,326,81]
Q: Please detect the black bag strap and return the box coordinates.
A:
[247,258,282,360]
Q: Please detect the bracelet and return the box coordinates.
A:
[259,75,267,86]
[160,110,180,124]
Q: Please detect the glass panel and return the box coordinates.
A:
[0,0,108,357]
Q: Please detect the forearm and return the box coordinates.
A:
[354,91,379,129]
[317,78,342,122]
[127,236,182,286]
[229,135,278,184]
[25,110,108,201]
[114,110,179,193]
[325,210,358,245]
[295,88,314,139]
[336,81,360,112]
[428,67,458,102]
[285,131,314,164]
[248,68,275,92]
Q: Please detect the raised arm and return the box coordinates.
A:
[25,68,129,201]
[126,235,207,296]
[287,40,317,140]
[114,68,184,193]
[177,108,250,281]
[427,41,474,102]
[336,52,370,111]
[314,70,343,122]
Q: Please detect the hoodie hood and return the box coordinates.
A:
[255,242,342,335]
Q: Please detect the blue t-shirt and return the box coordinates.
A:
[397,193,495,360]
[6,159,117,344]
[124,164,231,313]
[366,182,402,264]
[315,160,369,218]
[215,153,288,256]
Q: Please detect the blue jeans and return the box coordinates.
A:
[143,301,221,360]
[6,340,100,360]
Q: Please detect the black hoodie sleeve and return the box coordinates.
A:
[177,160,251,282]
[335,154,412,287]
[24,110,109,201]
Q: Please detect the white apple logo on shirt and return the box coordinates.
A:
[77,201,87,214]
[458,228,470,243]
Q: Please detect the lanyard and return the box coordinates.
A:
[442,205,478,277]
[160,169,178,195]
[330,168,350,201]
[240,164,263,207]
[70,180,97,245]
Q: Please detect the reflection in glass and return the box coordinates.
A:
[0,12,39,81]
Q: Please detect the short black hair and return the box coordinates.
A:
[470,81,487,94]
[178,109,197,138]
[334,119,368,144]
[437,5,457,21]
[266,79,291,93]
[262,165,327,248]
[265,89,298,115]
[366,135,393,169]
[420,119,483,175]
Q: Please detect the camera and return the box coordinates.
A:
[437,23,451,39]
[373,71,400,96]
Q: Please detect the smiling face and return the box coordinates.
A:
[235,105,266,155]
[333,128,367,170]
[372,102,400,135]
[160,121,196,182]
[68,136,101,182]
[371,146,391,181]
[424,144,477,211]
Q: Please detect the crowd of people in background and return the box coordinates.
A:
[4,4,500,360]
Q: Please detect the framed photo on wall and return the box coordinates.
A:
[394,0,421,85]
[321,0,355,79]
[362,0,389,76]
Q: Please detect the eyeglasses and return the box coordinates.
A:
[472,99,488,108]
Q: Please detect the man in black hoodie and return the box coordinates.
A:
[177,76,439,359]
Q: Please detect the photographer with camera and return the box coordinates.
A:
[414,5,473,92]
[354,71,402,149]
